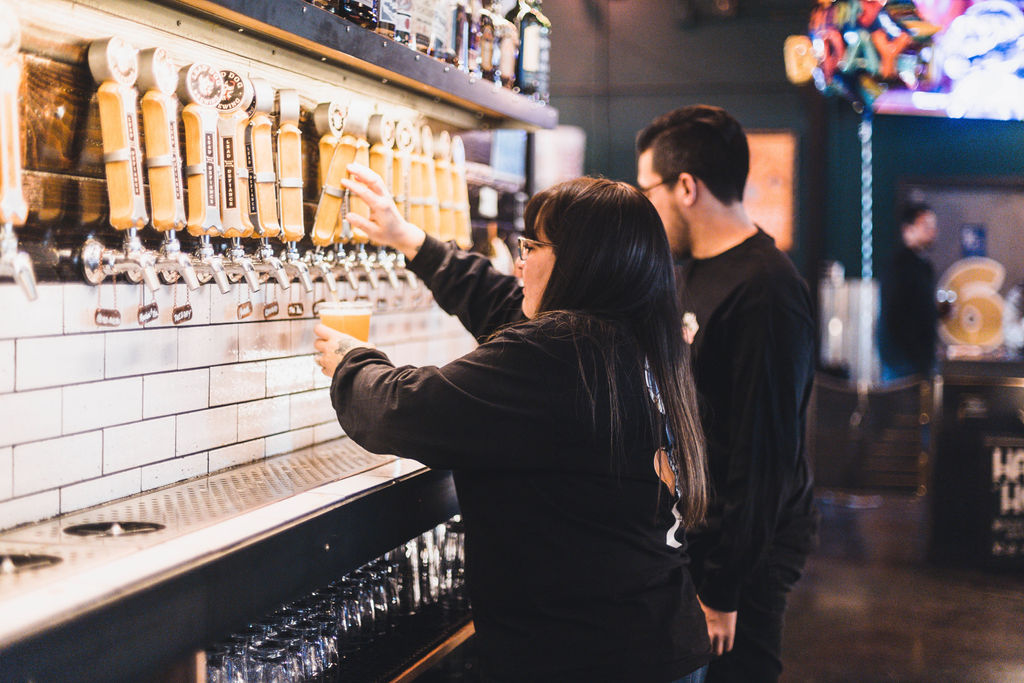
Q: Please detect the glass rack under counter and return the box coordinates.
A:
[0,438,462,682]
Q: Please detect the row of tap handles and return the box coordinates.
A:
[0,14,475,307]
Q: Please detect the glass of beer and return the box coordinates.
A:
[318,301,373,342]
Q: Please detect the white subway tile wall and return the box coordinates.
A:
[0,281,475,531]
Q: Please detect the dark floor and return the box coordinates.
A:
[421,492,1024,682]
[782,492,1024,683]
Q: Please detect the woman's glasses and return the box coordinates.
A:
[517,236,556,259]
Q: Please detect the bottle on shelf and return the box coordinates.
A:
[429,0,455,63]
[377,0,412,45]
[338,0,379,30]
[449,0,470,70]
[476,0,499,83]
[410,0,434,54]
[494,4,519,89]
[465,0,482,76]
[506,0,550,101]
[307,0,337,12]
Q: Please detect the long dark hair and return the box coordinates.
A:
[523,177,707,526]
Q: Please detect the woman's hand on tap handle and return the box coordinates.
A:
[342,163,426,260]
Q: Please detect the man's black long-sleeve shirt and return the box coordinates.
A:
[879,244,937,376]
[675,229,817,613]
[331,236,711,682]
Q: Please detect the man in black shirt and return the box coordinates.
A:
[878,202,939,381]
[637,105,817,683]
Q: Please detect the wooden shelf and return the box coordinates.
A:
[155,0,558,130]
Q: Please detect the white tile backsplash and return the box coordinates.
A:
[143,369,210,419]
[289,389,335,429]
[265,428,314,457]
[178,324,238,369]
[176,405,238,456]
[238,320,293,362]
[210,361,266,406]
[0,340,13,393]
[104,417,176,473]
[0,446,11,498]
[60,469,142,513]
[0,295,464,531]
[313,420,345,443]
[209,439,264,471]
[0,388,62,448]
[238,396,291,441]
[105,328,178,378]
[13,431,103,496]
[63,377,143,434]
[266,356,316,396]
[15,333,106,391]
[141,452,207,491]
[0,490,60,531]
[0,283,63,339]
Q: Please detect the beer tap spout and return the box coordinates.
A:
[0,223,37,301]
[155,231,200,291]
[252,240,291,289]
[283,243,313,293]
[224,238,261,293]
[306,247,338,295]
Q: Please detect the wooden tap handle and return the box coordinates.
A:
[434,130,454,243]
[217,70,255,239]
[451,135,472,250]
[418,125,440,239]
[0,50,27,227]
[138,48,184,232]
[312,137,354,247]
[182,103,222,237]
[276,89,304,242]
[247,110,280,238]
[348,137,371,244]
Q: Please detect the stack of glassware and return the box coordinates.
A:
[205,516,467,683]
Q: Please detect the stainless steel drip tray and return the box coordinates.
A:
[0,437,426,650]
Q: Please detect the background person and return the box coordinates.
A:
[316,165,712,682]
[878,202,940,382]
[636,105,817,683]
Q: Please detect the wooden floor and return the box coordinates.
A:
[419,492,1024,682]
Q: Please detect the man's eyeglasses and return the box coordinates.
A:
[517,236,556,259]
[637,179,671,198]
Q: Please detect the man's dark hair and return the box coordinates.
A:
[901,201,933,228]
[636,104,749,205]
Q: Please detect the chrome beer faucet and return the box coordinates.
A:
[81,37,160,294]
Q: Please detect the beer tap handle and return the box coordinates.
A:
[419,124,441,241]
[88,38,148,231]
[312,101,344,248]
[217,70,255,239]
[451,135,473,250]
[344,102,372,245]
[393,119,415,222]
[312,128,354,247]
[0,6,35,300]
[137,48,185,232]
[434,129,455,243]
[276,89,304,243]
[246,78,280,238]
[0,15,27,230]
[367,114,396,209]
[178,62,225,237]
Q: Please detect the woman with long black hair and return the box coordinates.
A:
[315,165,711,682]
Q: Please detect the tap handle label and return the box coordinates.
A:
[0,8,26,227]
[246,109,280,238]
[179,63,224,237]
[138,48,185,232]
[217,70,254,238]
[89,38,148,231]
[276,89,304,242]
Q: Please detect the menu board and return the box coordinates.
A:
[986,438,1024,562]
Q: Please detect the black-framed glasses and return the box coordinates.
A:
[637,178,672,198]
[517,236,556,259]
